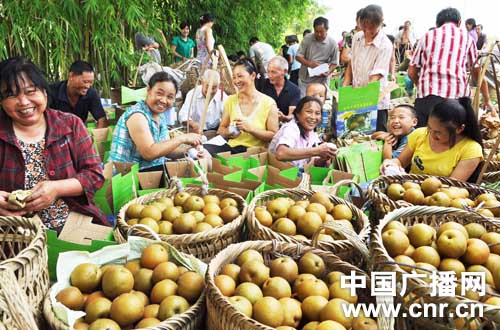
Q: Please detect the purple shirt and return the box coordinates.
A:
[269,120,321,168]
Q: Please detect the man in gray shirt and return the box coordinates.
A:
[296,16,339,96]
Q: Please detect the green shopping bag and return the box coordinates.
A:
[336,82,380,137]
[337,141,383,183]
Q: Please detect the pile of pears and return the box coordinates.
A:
[386,177,499,216]
[254,192,356,241]
[125,192,241,234]
[382,220,500,305]
[55,244,205,330]
[214,249,377,330]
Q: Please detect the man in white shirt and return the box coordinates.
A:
[249,37,276,79]
[179,69,227,136]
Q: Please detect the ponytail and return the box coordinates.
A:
[458,97,482,146]
[429,98,482,147]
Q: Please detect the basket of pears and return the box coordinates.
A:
[0,215,49,329]
[372,206,500,329]
[205,239,387,330]
[43,236,206,330]
[116,186,247,262]
[367,174,500,218]
[247,189,370,257]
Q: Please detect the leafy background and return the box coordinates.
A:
[0,0,324,97]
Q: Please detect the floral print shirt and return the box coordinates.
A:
[19,138,69,230]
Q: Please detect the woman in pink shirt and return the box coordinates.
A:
[269,96,337,169]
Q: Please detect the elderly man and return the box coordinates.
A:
[50,60,108,128]
[179,69,227,137]
[296,16,339,97]
[259,56,300,122]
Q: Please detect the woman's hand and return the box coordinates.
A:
[0,191,28,216]
[182,133,203,146]
[380,158,405,175]
[316,143,337,159]
[25,181,58,212]
[234,119,252,134]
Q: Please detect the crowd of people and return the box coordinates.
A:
[0,5,496,231]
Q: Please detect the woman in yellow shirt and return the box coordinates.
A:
[381,98,483,181]
[204,58,279,155]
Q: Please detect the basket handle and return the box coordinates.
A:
[321,169,336,186]
[0,268,39,329]
[476,133,500,184]
[331,179,366,200]
[128,224,162,241]
[311,220,370,261]
[296,172,311,190]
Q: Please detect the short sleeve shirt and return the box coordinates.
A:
[110,100,170,170]
[171,36,196,62]
[297,33,339,84]
[407,127,483,177]
[269,120,321,168]
[287,44,301,71]
[351,31,393,109]
[49,81,106,123]
[259,79,300,115]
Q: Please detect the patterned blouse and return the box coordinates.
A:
[109,100,170,170]
[19,138,69,230]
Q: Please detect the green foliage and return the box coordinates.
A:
[0,0,317,97]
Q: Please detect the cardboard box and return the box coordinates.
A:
[58,213,113,244]
[46,213,116,281]
[213,149,267,175]
[92,127,113,161]
[266,166,302,188]
[93,162,136,215]
[165,158,209,179]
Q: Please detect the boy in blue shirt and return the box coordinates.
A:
[372,104,417,159]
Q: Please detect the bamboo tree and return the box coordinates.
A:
[0,0,319,97]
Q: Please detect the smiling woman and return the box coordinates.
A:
[109,71,205,170]
[204,58,279,155]
[0,56,109,229]
[269,96,337,170]
[381,98,484,181]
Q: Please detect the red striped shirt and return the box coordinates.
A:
[410,23,477,99]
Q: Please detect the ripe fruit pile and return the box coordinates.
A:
[385,177,499,216]
[125,192,241,234]
[55,244,205,329]
[254,192,356,241]
[214,249,377,330]
[382,220,500,304]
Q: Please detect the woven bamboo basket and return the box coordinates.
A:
[0,215,49,328]
[367,174,500,218]
[43,241,206,330]
[206,239,392,330]
[171,58,236,96]
[246,188,370,259]
[372,206,500,330]
[43,283,205,330]
[116,187,247,262]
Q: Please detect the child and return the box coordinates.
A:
[372,104,417,160]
